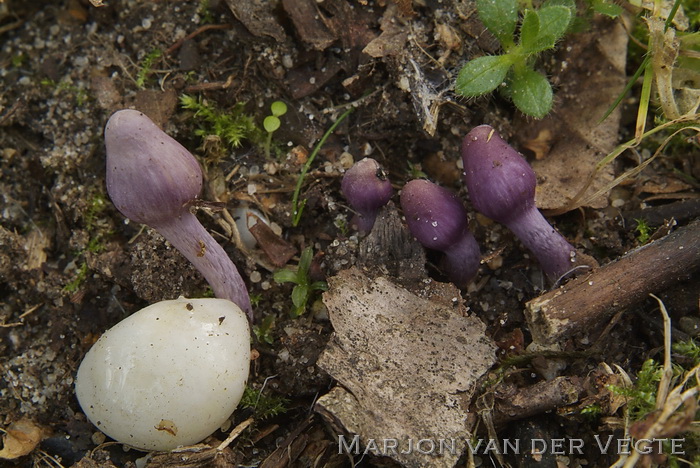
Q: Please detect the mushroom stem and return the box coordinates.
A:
[105,109,252,318]
[341,158,393,234]
[352,209,381,234]
[461,124,590,282]
[442,234,482,287]
[400,179,481,287]
[155,213,252,316]
[504,205,576,281]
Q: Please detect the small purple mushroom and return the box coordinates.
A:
[400,179,481,287]
[105,109,252,317]
[341,158,393,233]
[461,124,581,281]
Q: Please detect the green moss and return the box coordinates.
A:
[135,49,163,89]
[180,94,258,149]
[634,218,651,245]
[240,386,289,420]
[63,262,88,293]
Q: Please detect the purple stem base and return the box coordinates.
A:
[506,206,577,282]
[351,212,379,235]
[442,233,481,288]
[155,212,253,318]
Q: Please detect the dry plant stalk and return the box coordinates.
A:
[611,296,700,468]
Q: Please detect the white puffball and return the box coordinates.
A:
[75,297,250,451]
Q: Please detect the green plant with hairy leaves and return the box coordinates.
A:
[456,0,585,118]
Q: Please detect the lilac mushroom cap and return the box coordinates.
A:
[106,110,202,225]
[105,109,252,317]
[341,158,393,233]
[461,124,580,281]
[400,179,481,287]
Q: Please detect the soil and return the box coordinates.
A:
[0,1,698,468]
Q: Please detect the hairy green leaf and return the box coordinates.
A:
[476,0,518,46]
[543,0,576,11]
[591,0,622,18]
[537,6,572,43]
[521,6,571,53]
[510,68,553,118]
[520,10,541,51]
[456,55,512,97]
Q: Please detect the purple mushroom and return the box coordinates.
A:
[105,109,252,317]
[461,124,582,281]
[341,157,393,233]
[400,179,481,287]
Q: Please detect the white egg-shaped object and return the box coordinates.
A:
[75,297,250,451]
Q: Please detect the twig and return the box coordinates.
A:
[650,294,673,411]
[526,219,700,346]
[216,417,253,451]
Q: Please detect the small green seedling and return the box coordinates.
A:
[455,0,577,118]
[607,337,700,466]
[197,0,215,24]
[273,247,328,318]
[406,160,428,180]
[262,101,288,159]
[253,314,276,345]
[292,108,353,226]
[63,261,89,293]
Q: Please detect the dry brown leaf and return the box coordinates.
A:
[0,419,46,459]
[640,176,693,194]
[514,17,629,210]
[316,268,497,468]
[362,4,408,58]
[222,0,286,42]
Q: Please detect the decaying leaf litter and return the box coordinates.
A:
[0,0,699,467]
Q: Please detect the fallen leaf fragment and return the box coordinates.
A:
[0,419,46,459]
[316,267,497,468]
[514,16,629,211]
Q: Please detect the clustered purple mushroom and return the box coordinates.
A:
[341,157,393,233]
[400,179,481,287]
[340,126,588,288]
[461,124,582,281]
[105,109,252,317]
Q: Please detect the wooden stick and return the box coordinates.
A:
[491,376,583,428]
[526,219,700,346]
